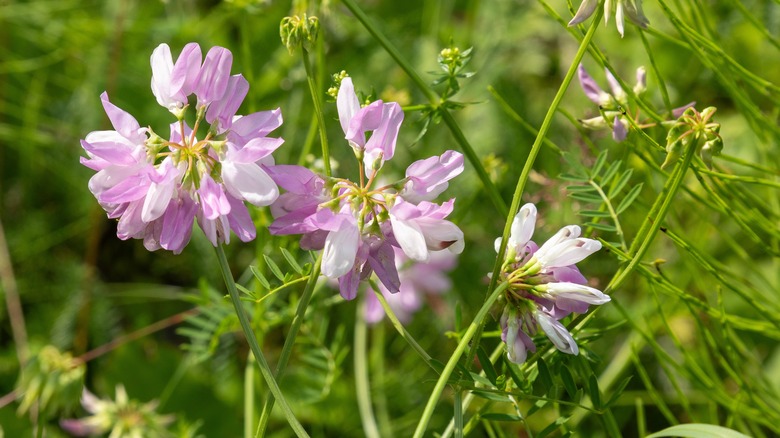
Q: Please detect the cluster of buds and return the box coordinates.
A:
[269,77,465,300]
[16,346,85,417]
[80,43,285,253]
[577,64,695,143]
[433,44,475,98]
[280,13,320,53]
[495,204,610,363]
[662,106,722,169]
[60,386,176,437]
[569,0,649,37]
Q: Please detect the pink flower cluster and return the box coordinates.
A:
[269,78,465,300]
[80,43,285,253]
[497,203,609,364]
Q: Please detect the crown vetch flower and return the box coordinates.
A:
[269,77,464,300]
[568,0,649,37]
[81,43,285,254]
[495,203,609,364]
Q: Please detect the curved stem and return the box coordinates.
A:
[302,48,331,177]
[215,245,309,438]
[256,254,323,436]
[466,8,603,371]
[412,281,509,438]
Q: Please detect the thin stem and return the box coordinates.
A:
[215,245,309,438]
[411,281,509,438]
[256,254,323,436]
[355,295,381,438]
[245,352,255,438]
[606,137,699,292]
[0,217,28,366]
[301,48,331,177]
[368,280,433,365]
[466,8,603,370]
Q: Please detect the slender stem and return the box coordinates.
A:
[0,217,28,366]
[301,48,331,177]
[606,138,698,292]
[466,9,603,370]
[215,245,309,438]
[412,282,509,438]
[454,391,464,438]
[368,280,433,365]
[245,352,255,438]
[256,254,323,436]
[355,295,381,438]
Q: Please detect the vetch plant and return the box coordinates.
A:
[495,203,609,363]
[80,43,285,254]
[269,76,465,300]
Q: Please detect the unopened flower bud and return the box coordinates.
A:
[633,66,647,95]
[280,14,320,54]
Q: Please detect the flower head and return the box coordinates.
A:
[568,0,649,37]
[269,76,464,300]
[81,43,285,254]
[495,203,609,364]
[60,385,175,437]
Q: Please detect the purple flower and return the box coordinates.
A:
[81,43,285,254]
[337,77,404,173]
[270,77,464,300]
[495,203,609,363]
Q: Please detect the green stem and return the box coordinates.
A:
[411,282,509,438]
[466,8,603,370]
[256,254,323,436]
[606,138,698,292]
[355,295,381,438]
[215,245,309,438]
[244,351,255,438]
[301,48,331,177]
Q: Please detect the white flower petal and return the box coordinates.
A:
[322,223,359,278]
[391,217,429,262]
[222,161,279,206]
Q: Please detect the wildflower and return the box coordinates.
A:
[568,0,649,37]
[81,43,285,254]
[364,248,457,323]
[60,385,175,438]
[496,203,609,364]
[269,77,465,300]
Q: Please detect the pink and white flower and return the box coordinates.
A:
[495,203,609,364]
[81,43,285,254]
[269,77,464,300]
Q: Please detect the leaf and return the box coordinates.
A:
[609,169,634,198]
[605,376,632,407]
[537,416,569,438]
[481,413,523,422]
[477,346,499,385]
[263,255,285,282]
[566,185,598,193]
[569,192,604,203]
[471,390,511,403]
[280,248,303,274]
[590,150,609,177]
[560,365,578,399]
[250,265,271,290]
[616,183,644,214]
[588,374,602,409]
[645,424,752,438]
[600,160,623,186]
[559,173,589,183]
[537,358,554,392]
[580,210,612,218]
[587,222,617,232]
[235,283,257,299]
